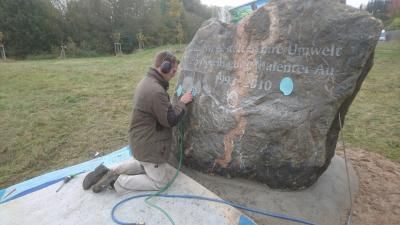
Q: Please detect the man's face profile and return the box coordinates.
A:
[164,62,179,81]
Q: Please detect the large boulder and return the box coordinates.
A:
[172,0,382,189]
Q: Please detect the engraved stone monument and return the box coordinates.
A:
[173,0,382,189]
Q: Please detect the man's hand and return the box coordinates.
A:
[180,92,193,104]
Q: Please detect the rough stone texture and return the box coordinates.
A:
[172,0,382,189]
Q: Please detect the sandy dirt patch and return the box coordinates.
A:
[338,148,400,225]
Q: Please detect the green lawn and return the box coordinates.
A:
[341,41,400,160]
[0,42,399,188]
[0,45,184,188]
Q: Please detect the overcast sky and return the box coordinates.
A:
[200,0,370,8]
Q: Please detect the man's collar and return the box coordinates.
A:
[147,68,169,90]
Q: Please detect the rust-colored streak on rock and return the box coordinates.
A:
[216,113,247,168]
[215,6,279,168]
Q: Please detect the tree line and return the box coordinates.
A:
[365,0,400,29]
[0,0,215,58]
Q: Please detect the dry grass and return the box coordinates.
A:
[341,41,400,161]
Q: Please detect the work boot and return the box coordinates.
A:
[82,164,109,190]
[92,170,119,193]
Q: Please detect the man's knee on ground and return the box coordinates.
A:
[154,175,171,189]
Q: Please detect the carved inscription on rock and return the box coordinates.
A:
[173,0,382,189]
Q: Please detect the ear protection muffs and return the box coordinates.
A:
[160,52,174,74]
[161,60,172,74]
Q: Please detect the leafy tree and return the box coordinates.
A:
[136,32,146,49]
[0,0,214,58]
[0,0,63,57]
[366,0,390,21]
[64,0,113,53]
[176,22,185,45]
[182,0,212,18]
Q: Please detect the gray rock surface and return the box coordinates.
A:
[172,0,382,189]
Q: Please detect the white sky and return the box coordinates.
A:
[200,0,370,8]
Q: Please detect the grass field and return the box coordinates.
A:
[0,43,399,188]
[341,41,400,160]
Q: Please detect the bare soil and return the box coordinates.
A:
[338,148,400,225]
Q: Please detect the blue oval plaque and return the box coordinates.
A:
[280,77,294,96]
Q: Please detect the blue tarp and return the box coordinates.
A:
[0,146,258,225]
[0,146,132,204]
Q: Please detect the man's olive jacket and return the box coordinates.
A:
[129,68,186,164]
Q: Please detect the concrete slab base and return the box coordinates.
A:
[0,150,357,225]
[182,155,359,225]
[0,164,256,225]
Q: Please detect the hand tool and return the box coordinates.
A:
[56,171,86,193]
